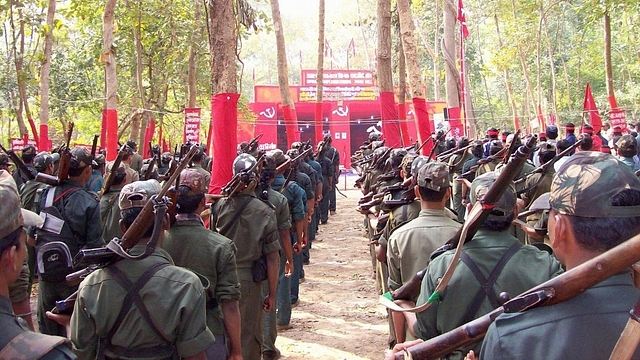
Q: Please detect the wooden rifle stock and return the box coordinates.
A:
[98,147,127,198]
[0,144,35,181]
[90,135,99,159]
[397,228,640,359]
[390,136,538,303]
[276,159,291,175]
[415,138,432,154]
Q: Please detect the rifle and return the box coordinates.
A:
[427,129,451,161]
[0,144,35,181]
[90,135,99,159]
[514,138,584,186]
[385,135,537,305]
[437,142,475,163]
[414,138,432,154]
[222,153,266,196]
[239,133,263,154]
[393,228,640,359]
[98,146,127,198]
[36,122,74,186]
[502,129,522,164]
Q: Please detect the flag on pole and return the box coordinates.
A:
[457,0,469,38]
[348,38,356,56]
[583,83,602,133]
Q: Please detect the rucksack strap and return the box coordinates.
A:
[459,242,521,324]
[0,331,68,360]
[218,197,254,236]
[99,262,173,359]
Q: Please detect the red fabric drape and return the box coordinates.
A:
[513,116,520,132]
[282,104,299,147]
[314,101,323,144]
[398,103,411,146]
[100,110,107,150]
[379,92,401,147]
[412,98,433,156]
[104,108,118,161]
[39,124,50,151]
[27,118,39,149]
[583,83,602,134]
[142,119,155,157]
[208,93,240,194]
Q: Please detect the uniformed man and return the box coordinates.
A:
[126,139,143,174]
[11,145,38,189]
[0,153,13,172]
[564,122,577,146]
[0,170,75,359]
[99,162,129,242]
[211,153,281,360]
[71,180,214,359]
[189,145,211,186]
[323,134,340,216]
[483,128,499,157]
[447,137,472,222]
[394,172,563,359]
[615,134,640,172]
[34,147,104,337]
[119,145,140,183]
[480,152,640,359]
[386,161,461,343]
[163,169,242,360]
[86,153,105,194]
[475,140,502,176]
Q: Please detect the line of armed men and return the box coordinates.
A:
[0,123,342,360]
[351,121,640,359]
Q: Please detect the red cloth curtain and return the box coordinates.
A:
[282,104,299,147]
[412,98,433,156]
[208,93,240,194]
[104,108,118,161]
[379,92,401,147]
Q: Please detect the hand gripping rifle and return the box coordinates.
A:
[53,146,200,314]
[393,229,640,359]
[382,135,537,307]
[98,146,128,198]
[36,122,74,186]
[0,144,35,181]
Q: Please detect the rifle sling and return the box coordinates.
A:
[100,262,174,359]
[218,197,254,236]
[458,242,521,325]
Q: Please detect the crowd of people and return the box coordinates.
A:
[2,119,640,360]
[353,122,640,359]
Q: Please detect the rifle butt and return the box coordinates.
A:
[35,173,59,186]
[391,269,426,302]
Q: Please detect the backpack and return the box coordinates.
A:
[35,187,82,283]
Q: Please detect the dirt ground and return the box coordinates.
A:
[275,187,389,359]
[29,186,389,359]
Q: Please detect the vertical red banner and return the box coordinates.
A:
[314,101,324,144]
[446,107,465,139]
[397,102,411,146]
[142,119,156,157]
[379,92,401,148]
[412,98,433,156]
[282,104,300,148]
[184,108,202,144]
[330,102,351,167]
[209,93,240,194]
[104,108,118,161]
[39,124,50,151]
[251,103,279,152]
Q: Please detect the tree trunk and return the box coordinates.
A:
[510,0,535,120]
[442,0,459,108]
[355,0,372,70]
[494,15,518,130]
[604,11,615,107]
[315,0,325,143]
[377,0,401,147]
[398,35,411,145]
[103,0,118,159]
[209,0,237,95]
[270,0,298,145]
[133,10,151,145]
[39,0,56,151]
[187,0,201,108]
[10,2,29,138]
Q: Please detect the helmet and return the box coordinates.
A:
[410,156,429,177]
[233,153,257,176]
[291,142,303,150]
[161,152,172,164]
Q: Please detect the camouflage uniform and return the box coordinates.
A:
[190,164,211,188]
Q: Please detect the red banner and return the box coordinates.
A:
[104,108,118,161]
[379,92,401,148]
[610,109,627,132]
[251,103,278,151]
[445,107,465,139]
[282,104,299,147]
[583,83,602,133]
[184,108,202,144]
[330,102,351,167]
[398,102,411,146]
[209,93,239,194]
[10,138,37,151]
[412,98,433,156]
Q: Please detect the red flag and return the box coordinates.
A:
[457,0,469,38]
[583,83,602,134]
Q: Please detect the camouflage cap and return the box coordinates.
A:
[0,170,43,240]
[400,153,418,174]
[268,149,287,167]
[538,142,556,154]
[616,134,637,152]
[105,161,127,176]
[470,172,517,221]
[179,169,207,196]
[33,152,54,171]
[550,152,640,217]
[94,154,106,166]
[417,162,450,192]
[119,180,162,210]
[69,147,94,170]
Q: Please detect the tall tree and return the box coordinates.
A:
[377,0,402,147]
[103,0,118,160]
[270,0,298,146]
[315,0,325,143]
[39,0,57,151]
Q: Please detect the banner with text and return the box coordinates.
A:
[610,109,627,132]
[184,108,202,144]
[11,138,37,151]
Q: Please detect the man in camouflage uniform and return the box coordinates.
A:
[163,169,242,360]
[0,154,12,172]
[386,161,461,344]
[0,170,76,359]
[447,137,472,222]
[71,180,214,359]
[211,153,281,360]
[34,147,104,337]
[481,152,640,359]
[475,140,502,177]
[99,162,129,242]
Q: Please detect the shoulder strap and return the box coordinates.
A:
[99,263,173,359]
[218,197,254,236]
[0,331,68,360]
[459,242,521,324]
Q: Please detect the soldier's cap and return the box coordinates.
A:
[470,172,517,221]
[51,153,60,163]
[105,161,127,176]
[0,154,13,166]
[119,180,162,210]
[34,152,54,171]
[545,152,640,218]
[400,153,418,174]
[0,170,43,240]
[21,145,36,157]
[616,134,637,151]
[417,162,450,192]
[178,169,207,196]
[538,142,556,154]
[268,149,287,167]
[613,125,623,132]
[94,154,106,166]
[69,147,95,170]
[126,139,137,149]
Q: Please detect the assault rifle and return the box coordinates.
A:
[0,144,35,181]
[98,146,127,198]
[514,138,584,186]
[386,136,537,305]
[393,228,640,359]
[53,145,199,314]
[222,153,266,197]
[36,122,74,186]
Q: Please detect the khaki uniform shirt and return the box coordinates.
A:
[164,218,241,336]
[379,199,421,248]
[71,246,214,359]
[99,188,122,242]
[386,209,460,296]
